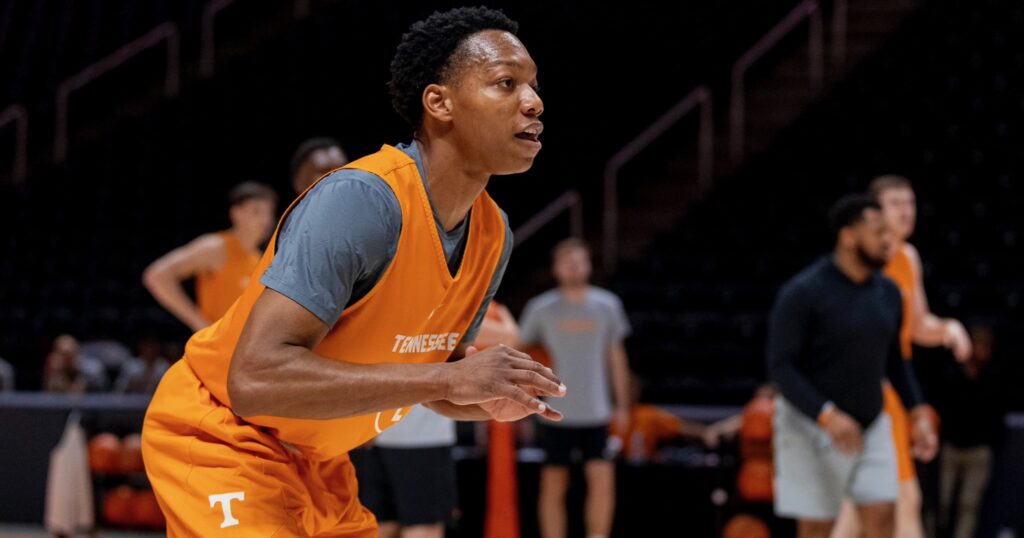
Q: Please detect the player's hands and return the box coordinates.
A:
[822,408,864,455]
[910,405,939,462]
[443,345,565,422]
[944,319,972,363]
[702,422,727,449]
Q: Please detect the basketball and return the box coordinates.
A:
[88,433,122,475]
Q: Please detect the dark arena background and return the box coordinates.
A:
[1,0,1022,536]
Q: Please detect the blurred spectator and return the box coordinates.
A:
[113,336,171,394]
[702,384,779,449]
[609,376,709,463]
[935,324,1004,538]
[0,357,14,392]
[42,335,107,393]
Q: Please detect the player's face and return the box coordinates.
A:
[553,247,591,287]
[878,186,916,241]
[234,198,277,242]
[852,208,891,269]
[445,30,543,175]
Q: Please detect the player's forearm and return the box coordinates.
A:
[887,354,924,409]
[142,269,208,330]
[678,419,708,440]
[424,400,491,421]
[228,344,450,420]
[770,364,829,421]
[911,313,950,347]
[609,344,631,409]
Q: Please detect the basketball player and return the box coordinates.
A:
[519,239,632,538]
[141,8,564,537]
[290,137,348,194]
[874,175,968,536]
[142,182,277,331]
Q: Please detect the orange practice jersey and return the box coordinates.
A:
[195,231,260,323]
[883,244,917,359]
[883,244,920,480]
[184,144,507,461]
[610,404,684,460]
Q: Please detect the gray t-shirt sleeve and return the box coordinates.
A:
[259,170,400,326]
[608,294,632,341]
[460,210,514,345]
[517,297,543,346]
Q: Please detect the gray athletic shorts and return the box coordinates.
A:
[773,395,898,520]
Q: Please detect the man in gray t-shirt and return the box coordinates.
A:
[518,239,631,538]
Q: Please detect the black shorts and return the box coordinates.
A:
[536,423,611,466]
[350,445,457,526]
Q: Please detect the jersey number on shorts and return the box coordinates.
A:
[373,408,406,433]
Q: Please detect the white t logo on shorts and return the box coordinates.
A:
[209,492,245,528]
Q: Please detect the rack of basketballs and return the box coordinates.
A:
[87,432,165,530]
[721,390,776,538]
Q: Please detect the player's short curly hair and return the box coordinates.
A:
[389,6,519,130]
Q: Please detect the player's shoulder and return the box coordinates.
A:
[296,169,401,226]
[779,258,827,297]
[189,232,228,257]
[524,289,561,312]
[901,242,923,269]
[587,286,624,308]
[314,168,397,204]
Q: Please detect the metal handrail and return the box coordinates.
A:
[513,190,583,248]
[730,0,823,163]
[0,104,28,185]
[602,85,713,272]
[294,0,311,19]
[200,0,237,78]
[832,0,848,69]
[204,0,312,77]
[54,22,180,162]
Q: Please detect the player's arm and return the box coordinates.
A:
[142,234,225,331]
[425,344,513,421]
[606,295,634,427]
[424,343,563,422]
[702,415,743,448]
[886,311,938,462]
[608,340,632,427]
[905,244,972,361]
[229,290,564,420]
[426,300,562,422]
[767,283,863,454]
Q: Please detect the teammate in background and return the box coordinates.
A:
[851,176,971,538]
[519,239,632,538]
[142,182,277,331]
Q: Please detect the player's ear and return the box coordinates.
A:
[422,84,454,125]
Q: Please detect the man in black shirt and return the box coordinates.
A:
[768,195,937,538]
